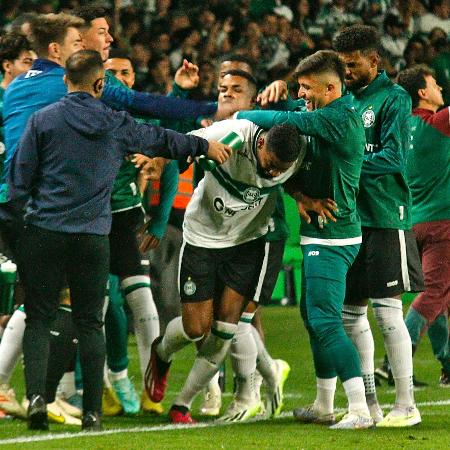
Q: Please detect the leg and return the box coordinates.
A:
[67,233,109,425]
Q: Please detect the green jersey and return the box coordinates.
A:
[407,107,450,224]
[238,95,365,244]
[350,71,412,229]
[0,86,5,179]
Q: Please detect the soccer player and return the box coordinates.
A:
[333,25,424,427]
[396,65,449,387]
[145,120,306,424]
[238,50,372,429]
[7,49,231,431]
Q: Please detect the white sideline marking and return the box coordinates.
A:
[1,399,449,445]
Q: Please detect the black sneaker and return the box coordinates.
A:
[439,369,450,388]
[27,394,49,430]
[82,411,102,431]
[375,355,391,382]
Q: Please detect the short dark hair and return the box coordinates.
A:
[333,24,380,54]
[30,13,84,57]
[295,50,345,84]
[221,69,257,88]
[10,12,38,34]
[266,124,306,163]
[108,48,131,61]
[72,5,107,27]
[220,54,253,68]
[65,49,104,86]
[0,32,32,74]
[397,65,435,109]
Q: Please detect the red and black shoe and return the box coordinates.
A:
[144,336,171,403]
[169,405,196,424]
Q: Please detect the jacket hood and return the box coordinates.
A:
[60,92,123,137]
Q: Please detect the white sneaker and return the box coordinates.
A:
[199,385,222,416]
[368,402,383,424]
[330,412,374,429]
[0,384,27,419]
[376,405,421,428]
[266,359,290,418]
[218,399,263,422]
[56,396,82,418]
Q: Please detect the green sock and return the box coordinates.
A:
[405,307,427,346]
[427,314,450,372]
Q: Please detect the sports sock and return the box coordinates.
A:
[0,307,26,384]
[343,377,369,415]
[427,314,450,372]
[57,371,77,400]
[122,276,160,379]
[342,304,378,405]
[109,368,128,382]
[174,321,237,409]
[158,316,202,363]
[207,370,220,391]
[230,312,258,403]
[372,298,414,408]
[251,325,276,392]
[313,377,337,415]
[405,306,427,347]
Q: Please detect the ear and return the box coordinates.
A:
[257,137,265,148]
[48,42,59,59]
[418,87,427,100]
[93,77,104,94]
[370,51,380,68]
[63,74,68,86]
[2,60,10,75]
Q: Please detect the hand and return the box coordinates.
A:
[131,155,167,181]
[200,118,214,128]
[257,80,288,107]
[139,233,161,252]
[294,193,338,227]
[206,141,232,164]
[174,59,200,90]
[214,102,238,120]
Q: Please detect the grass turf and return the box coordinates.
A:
[0,305,449,449]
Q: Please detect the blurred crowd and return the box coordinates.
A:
[1,0,450,102]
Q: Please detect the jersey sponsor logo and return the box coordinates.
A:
[213,196,263,216]
[243,187,260,204]
[386,280,399,287]
[183,278,196,296]
[362,109,375,128]
[307,250,319,256]
[364,143,378,153]
[24,69,43,79]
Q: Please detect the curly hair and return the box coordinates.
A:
[0,32,32,74]
[333,24,380,54]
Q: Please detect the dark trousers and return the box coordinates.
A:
[17,224,109,414]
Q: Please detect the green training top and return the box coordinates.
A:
[350,71,413,229]
[238,95,364,244]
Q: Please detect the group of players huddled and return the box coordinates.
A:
[0,4,448,435]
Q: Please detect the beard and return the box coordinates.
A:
[345,72,373,92]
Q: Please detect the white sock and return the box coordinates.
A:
[0,308,26,384]
[314,377,337,415]
[109,368,128,382]
[158,316,202,362]
[122,275,160,379]
[343,377,369,415]
[175,321,237,409]
[251,325,276,392]
[103,363,112,388]
[207,371,220,392]
[371,298,414,409]
[231,312,258,403]
[342,304,378,404]
[56,371,77,399]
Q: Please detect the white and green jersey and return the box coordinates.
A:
[185,119,301,248]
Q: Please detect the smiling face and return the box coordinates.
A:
[81,17,113,62]
[104,57,135,88]
[297,73,330,111]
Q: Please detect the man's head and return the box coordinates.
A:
[257,124,305,179]
[218,70,257,113]
[333,24,380,92]
[29,13,84,66]
[73,6,113,62]
[219,54,253,79]
[0,32,34,87]
[295,50,345,111]
[104,49,135,88]
[397,65,444,111]
[64,49,105,98]
[431,0,450,19]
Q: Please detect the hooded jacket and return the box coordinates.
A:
[8,92,208,235]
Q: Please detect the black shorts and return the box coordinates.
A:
[255,239,285,305]
[345,227,424,302]
[179,237,267,303]
[109,207,145,277]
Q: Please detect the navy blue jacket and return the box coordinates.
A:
[8,92,208,235]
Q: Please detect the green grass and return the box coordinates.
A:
[0,306,449,449]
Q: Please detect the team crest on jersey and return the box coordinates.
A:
[183,278,196,296]
[243,187,260,204]
[0,142,5,155]
[362,109,375,128]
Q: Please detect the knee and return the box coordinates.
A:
[308,315,342,344]
[181,318,208,340]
